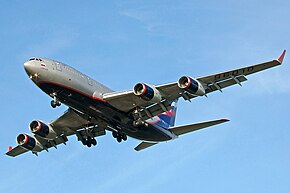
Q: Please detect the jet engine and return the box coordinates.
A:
[133,83,162,103]
[17,134,42,151]
[29,120,57,140]
[178,76,205,96]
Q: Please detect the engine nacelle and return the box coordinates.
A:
[16,134,42,151]
[178,76,205,96]
[29,120,57,140]
[133,83,162,103]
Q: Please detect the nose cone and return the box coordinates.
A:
[24,61,32,72]
[24,60,37,77]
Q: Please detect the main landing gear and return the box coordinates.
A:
[81,137,97,148]
[112,130,127,143]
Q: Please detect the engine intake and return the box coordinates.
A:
[29,120,56,139]
[178,76,205,96]
[133,83,162,103]
[17,134,36,150]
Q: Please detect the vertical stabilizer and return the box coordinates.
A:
[154,99,178,128]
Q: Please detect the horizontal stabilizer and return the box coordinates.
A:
[134,141,158,151]
[169,118,229,136]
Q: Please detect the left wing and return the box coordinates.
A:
[6,108,107,157]
[6,134,68,157]
[103,50,286,118]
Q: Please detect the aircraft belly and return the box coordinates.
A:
[122,125,172,142]
[38,82,171,142]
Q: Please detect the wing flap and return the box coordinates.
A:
[140,100,171,120]
[205,75,247,93]
[169,118,229,136]
[34,134,68,150]
[197,59,282,87]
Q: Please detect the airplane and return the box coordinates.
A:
[6,50,286,157]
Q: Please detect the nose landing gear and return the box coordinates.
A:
[51,100,61,108]
[51,95,61,108]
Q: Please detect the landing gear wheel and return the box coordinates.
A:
[86,138,92,147]
[81,139,87,145]
[122,134,127,141]
[51,101,57,108]
[117,136,122,143]
[112,131,118,138]
[51,96,61,108]
[92,138,97,146]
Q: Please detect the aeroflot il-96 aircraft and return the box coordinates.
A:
[6,50,286,157]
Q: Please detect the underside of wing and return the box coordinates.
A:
[6,134,68,157]
[51,108,99,136]
[6,108,108,157]
[196,51,285,95]
[6,146,29,157]
[103,50,286,120]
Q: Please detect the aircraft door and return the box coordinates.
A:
[87,77,93,86]
[55,62,62,71]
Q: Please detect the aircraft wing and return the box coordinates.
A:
[103,50,286,116]
[6,134,68,157]
[6,108,107,157]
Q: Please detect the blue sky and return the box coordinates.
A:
[1,1,290,192]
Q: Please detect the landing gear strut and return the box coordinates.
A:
[112,130,127,143]
[133,118,145,127]
[132,108,146,127]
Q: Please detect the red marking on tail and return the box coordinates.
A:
[8,146,12,152]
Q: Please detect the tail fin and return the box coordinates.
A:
[154,99,178,128]
[135,118,229,151]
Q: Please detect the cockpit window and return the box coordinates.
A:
[28,58,42,61]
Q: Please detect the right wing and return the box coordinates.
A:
[6,134,68,157]
[6,108,107,157]
[103,50,286,119]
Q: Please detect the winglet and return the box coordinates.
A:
[8,146,12,152]
[278,49,286,63]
